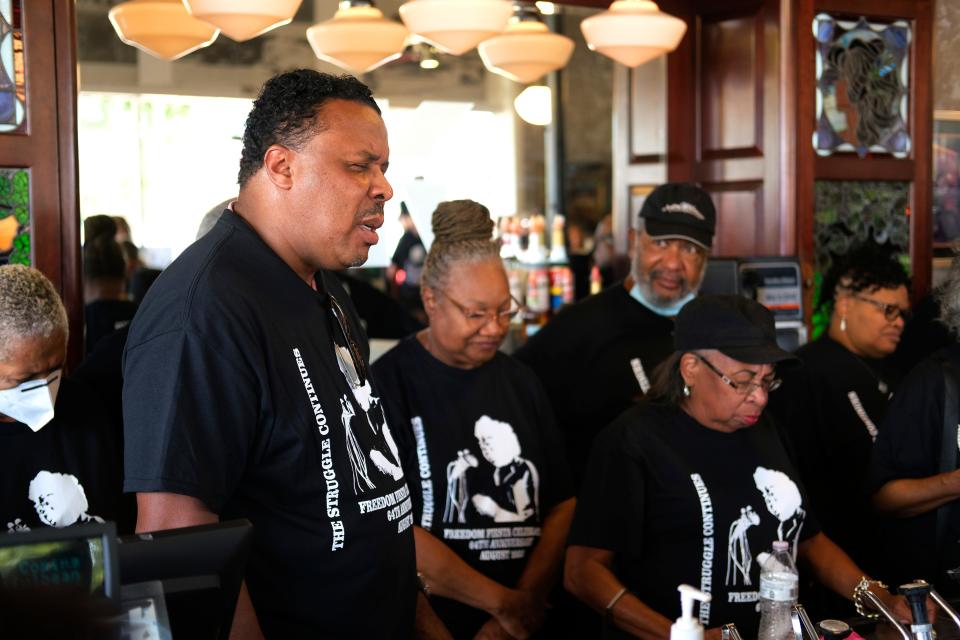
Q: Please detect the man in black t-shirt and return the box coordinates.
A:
[515,183,717,484]
[871,254,960,594]
[123,71,432,639]
[388,203,426,319]
[0,265,130,535]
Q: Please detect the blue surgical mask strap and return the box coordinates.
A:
[629,281,695,318]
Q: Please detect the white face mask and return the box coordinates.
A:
[0,370,62,432]
[629,282,696,318]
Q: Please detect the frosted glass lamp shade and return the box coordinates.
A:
[399,0,512,55]
[108,0,219,61]
[184,0,303,42]
[514,85,552,126]
[307,6,409,75]
[479,21,574,84]
[580,0,686,68]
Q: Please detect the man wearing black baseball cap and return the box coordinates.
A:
[516,182,718,486]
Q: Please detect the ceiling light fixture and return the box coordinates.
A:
[307,0,409,75]
[478,3,574,84]
[514,85,552,126]
[580,0,686,68]
[534,1,556,15]
[399,0,512,55]
[183,0,303,42]
[108,0,219,61]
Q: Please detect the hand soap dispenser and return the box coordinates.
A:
[671,584,712,640]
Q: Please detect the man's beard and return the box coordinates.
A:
[634,268,697,308]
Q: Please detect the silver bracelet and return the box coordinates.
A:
[605,587,628,614]
[853,576,887,619]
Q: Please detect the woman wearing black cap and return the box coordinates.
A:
[564,295,913,638]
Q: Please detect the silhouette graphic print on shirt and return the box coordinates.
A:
[334,343,404,495]
[6,470,105,532]
[442,415,540,524]
[722,466,807,587]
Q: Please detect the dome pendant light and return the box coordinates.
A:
[399,0,512,56]
[307,0,409,75]
[514,85,552,126]
[580,0,686,68]
[183,0,303,42]
[478,3,574,84]
[108,0,220,61]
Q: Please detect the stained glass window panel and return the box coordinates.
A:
[0,0,25,133]
[0,168,30,266]
[813,14,911,158]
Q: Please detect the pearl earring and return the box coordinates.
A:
[840,316,847,332]
[683,384,691,398]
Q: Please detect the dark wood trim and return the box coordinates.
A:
[667,7,698,181]
[814,156,916,181]
[813,0,921,19]
[702,147,764,160]
[778,0,796,255]
[54,0,82,369]
[910,0,933,301]
[795,0,817,325]
[630,154,668,165]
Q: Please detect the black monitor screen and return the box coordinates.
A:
[118,519,253,640]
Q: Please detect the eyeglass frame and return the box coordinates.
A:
[440,290,525,326]
[328,294,368,388]
[850,293,912,323]
[692,353,782,396]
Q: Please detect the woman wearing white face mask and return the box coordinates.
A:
[0,265,131,533]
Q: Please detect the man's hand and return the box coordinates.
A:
[876,587,937,625]
[490,588,545,639]
[473,618,514,640]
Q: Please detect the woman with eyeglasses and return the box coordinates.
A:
[766,244,910,612]
[564,295,913,639]
[373,200,575,640]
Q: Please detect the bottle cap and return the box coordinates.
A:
[772,540,789,552]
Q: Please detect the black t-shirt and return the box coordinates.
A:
[391,231,425,288]
[84,299,138,355]
[766,336,899,574]
[123,211,417,639]
[872,343,960,592]
[569,403,819,638]
[514,284,675,485]
[373,336,573,637]
[1,378,132,535]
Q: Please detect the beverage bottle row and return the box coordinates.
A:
[498,213,574,339]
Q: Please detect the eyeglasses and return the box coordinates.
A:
[852,294,912,323]
[442,292,524,326]
[328,295,368,388]
[693,353,782,396]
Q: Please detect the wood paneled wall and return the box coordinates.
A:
[613,0,788,258]
[0,0,82,367]
[612,0,934,318]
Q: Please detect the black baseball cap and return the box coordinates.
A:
[639,182,716,249]
[674,295,798,365]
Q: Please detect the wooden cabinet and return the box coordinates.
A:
[610,0,933,314]
[0,0,81,366]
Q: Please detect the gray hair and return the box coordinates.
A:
[420,200,499,291]
[0,265,68,360]
[938,253,960,335]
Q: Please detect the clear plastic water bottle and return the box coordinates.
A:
[757,540,799,640]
